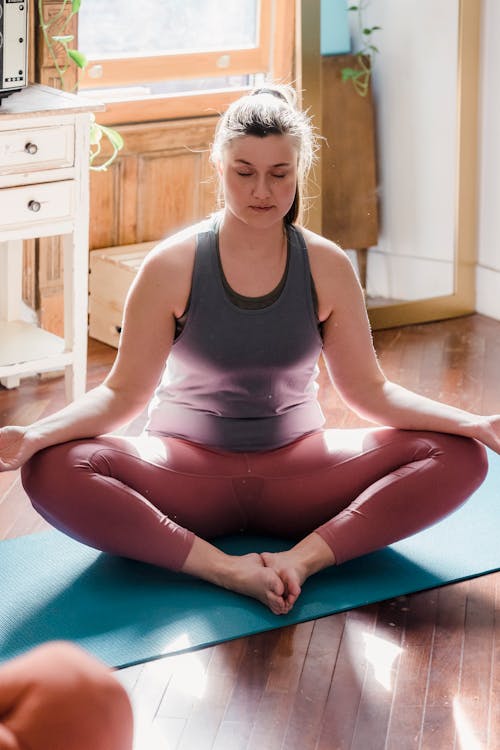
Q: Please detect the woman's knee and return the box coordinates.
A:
[439,433,487,476]
[21,441,91,516]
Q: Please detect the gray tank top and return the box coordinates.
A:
[146,223,325,451]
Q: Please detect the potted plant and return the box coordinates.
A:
[38,0,123,170]
[341,1,381,96]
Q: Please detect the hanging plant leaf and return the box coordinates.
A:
[51,35,75,44]
[90,124,103,146]
[67,49,88,69]
[99,126,125,151]
[72,0,82,12]
[342,68,364,82]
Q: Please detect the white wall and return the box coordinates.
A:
[477,0,500,320]
[348,0,459,301]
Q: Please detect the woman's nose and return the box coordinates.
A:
[252,174,271,198]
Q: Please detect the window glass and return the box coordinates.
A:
[78,0,259,58]
[85,74,266,101]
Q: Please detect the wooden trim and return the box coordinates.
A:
[297,0,322,233]
[272,0,296,83]
[79,47,269,90]
[93,88,250,127]
[79,0,272,89]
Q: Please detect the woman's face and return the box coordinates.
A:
[220,134,298,228]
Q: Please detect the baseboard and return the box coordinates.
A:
[476,265,500,321]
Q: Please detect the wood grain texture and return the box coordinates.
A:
[321,55,379,251]
[1,314,499,749]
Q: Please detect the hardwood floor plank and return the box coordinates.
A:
[212,631,283,749]
[264,621,315,693]
[175,640,246,750]
[315,606,379,750]
[245,690,292,750]
[455,575,495,749]
[177,669,239,750]
[242,622,316,750]
[349,598,407,750]
[158,646,213,720]
[385,590,437,750]
[481,333,500,415]
[487,573,500,750]
[420,581,468,749]
[280,615,344,750]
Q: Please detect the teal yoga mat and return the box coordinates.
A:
[0,449,498,669]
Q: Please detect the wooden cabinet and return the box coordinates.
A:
[88,242,153,348]
[321,54,379,287]
[0,84,101,399]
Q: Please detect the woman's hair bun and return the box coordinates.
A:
[251,84,296,108]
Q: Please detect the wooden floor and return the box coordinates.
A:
[1,314,499,750]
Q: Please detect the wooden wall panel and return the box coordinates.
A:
[117,158,140,247]
[88,166,122,250]
[138,152,200,241]
[88,118,218,251]
[321,55,379,250]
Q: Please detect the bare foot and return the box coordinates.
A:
[261,533,336,613]
[260,551,306,612]
[219,553,291,615]
[181,537,306,615]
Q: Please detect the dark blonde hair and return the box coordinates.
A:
[211,84,317,225]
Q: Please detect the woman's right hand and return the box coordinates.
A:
[0,426,39,472]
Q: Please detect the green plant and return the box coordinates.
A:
[341,1,381,97]
[38,0,123,170]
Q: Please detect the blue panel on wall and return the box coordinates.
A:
[321,0,351,55]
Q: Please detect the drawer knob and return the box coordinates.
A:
[28,200,41,213]
[25,142,38,155]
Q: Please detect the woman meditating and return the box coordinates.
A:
[0,85,496,616]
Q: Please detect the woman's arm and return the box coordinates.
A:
[306,230,500,453]
[0,234,196,471]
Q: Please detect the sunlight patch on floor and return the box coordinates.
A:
[453,696,484,750]
[362,631,403,691]
[162,633,208,699]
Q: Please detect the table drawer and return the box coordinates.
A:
[0,181,75,230]
[0,125,75,175]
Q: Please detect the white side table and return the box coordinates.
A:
[0,84,103,402]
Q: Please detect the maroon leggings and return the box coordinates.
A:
[21,428,488,570]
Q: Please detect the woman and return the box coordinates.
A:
[0,86,497,616]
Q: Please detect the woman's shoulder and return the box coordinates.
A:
[130,218,214,316]
[149,217,213,261]
[294,225,352,273]
[294,225,361,321]
[138,217,216,280]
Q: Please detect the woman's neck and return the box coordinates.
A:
[218,211,286,260]
[217,211,288,296]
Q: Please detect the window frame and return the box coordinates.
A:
[77,0,295,126]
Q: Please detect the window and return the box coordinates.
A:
[77,0,295,125]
